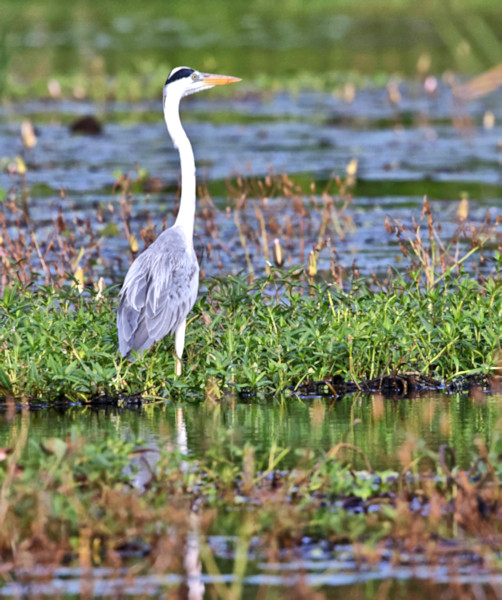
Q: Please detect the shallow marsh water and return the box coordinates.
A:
[1,391,502,597]
[1,392,501,471]
[2,73,502,599]
[2,568,502,599]
[1,83,502,281]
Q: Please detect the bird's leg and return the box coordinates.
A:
[174,320,187,376]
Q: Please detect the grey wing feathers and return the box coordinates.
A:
[117,228,199,358]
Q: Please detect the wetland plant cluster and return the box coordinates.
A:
[2,163,502,594]
[0,163,501,401]
[1,268,502,403]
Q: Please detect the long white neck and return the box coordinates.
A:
[163,90,196,244]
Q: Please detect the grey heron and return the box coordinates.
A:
[117,66,241,374]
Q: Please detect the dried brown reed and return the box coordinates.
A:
[385,196,502,288]
[0,159,500,296]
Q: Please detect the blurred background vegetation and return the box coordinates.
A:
[2,0,502,100]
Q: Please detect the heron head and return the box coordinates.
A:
[164,66,241,99]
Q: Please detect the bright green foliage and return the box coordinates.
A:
[0,271,501,401]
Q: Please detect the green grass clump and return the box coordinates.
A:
[1,270,501,402]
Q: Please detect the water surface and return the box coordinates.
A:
[2,392,500,471]
[1,392,501,598]
[1,83,502,282]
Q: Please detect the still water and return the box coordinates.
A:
[1,83,502,283]
[1,568,501,599]
[1,392,501,598]
[1,392,500,472]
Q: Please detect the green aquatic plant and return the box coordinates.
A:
[0,267,501,402]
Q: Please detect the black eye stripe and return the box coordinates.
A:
[165,68,195,86]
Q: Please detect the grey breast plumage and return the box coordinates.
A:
[117,227,199,358]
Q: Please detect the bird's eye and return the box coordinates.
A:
[191,73,197,81]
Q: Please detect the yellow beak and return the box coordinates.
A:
[202,74,242,86]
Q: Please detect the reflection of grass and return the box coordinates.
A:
[0,416,501,592]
